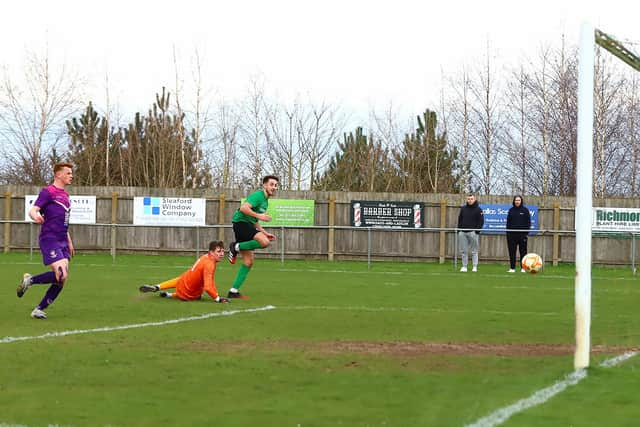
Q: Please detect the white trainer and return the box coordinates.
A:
[508,269,516,273]
[472,266,478,272]
[460,267,467,272]
[31,308,47,319]
[521,268,526,273]
[16,273,32,298]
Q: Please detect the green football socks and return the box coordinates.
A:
[232,264,251,290]
[239,240,262,250]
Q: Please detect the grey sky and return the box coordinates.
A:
[2,0,639,120]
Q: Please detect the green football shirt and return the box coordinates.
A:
[232,189,269,224]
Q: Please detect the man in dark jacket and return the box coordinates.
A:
[457,193,484,272]
[506,195,531,272]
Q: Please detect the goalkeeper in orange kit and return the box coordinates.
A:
[138,241,229,303]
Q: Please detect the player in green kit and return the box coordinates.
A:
[226,175,279,299]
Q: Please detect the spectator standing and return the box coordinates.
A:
[506,195,531,273]
[457,193,484,272]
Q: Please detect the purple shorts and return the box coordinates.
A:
[40,240,70,266]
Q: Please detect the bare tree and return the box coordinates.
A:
[239,75,268,187]
[548,37,578,196]
[211,99,240,188]
[523,46,554,196]
[103,71,112,186]
[370,101,407,152]
[447,66,473,193]
[97,65,127,187]
[593,49,627,198]
[625,73,640,196]
[469,41,506,195]
[297,100,344,189]
[172,45,188,188]
[264,99,304,190]
[0,46,83,184]
[369,103,411,192]
[99,68,126,187]
[437,71,450,148]
[188,47,213,189]
[504,65,531,194]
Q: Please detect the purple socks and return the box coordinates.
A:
[30,271,57,284]
[37,284,63,310]
[30,270,65,310]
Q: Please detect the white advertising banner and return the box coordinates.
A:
[133,197,206,227]
[25,195,97,224]
[592,207,640,232]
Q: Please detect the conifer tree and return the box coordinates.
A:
[315,127,394,191]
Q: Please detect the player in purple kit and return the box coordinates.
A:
[16,163,75,319]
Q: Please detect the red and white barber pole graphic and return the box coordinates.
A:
[354,203,361,227]
[351,200,423,228]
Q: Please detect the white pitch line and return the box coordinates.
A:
[279,305,561,317]
[0,423,65,427]
[281,305,418,312]
[275,268,640,283]
[465,370,587,427]
[598,350,639,368]
[465,351,639,427]
[0,305,276,345]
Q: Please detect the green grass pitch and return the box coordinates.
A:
[2,253,640,426]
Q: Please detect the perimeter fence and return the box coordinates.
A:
[2,186,640,270]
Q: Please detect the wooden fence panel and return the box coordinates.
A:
[1,185,639,266]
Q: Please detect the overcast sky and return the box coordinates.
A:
[2,0,639,122]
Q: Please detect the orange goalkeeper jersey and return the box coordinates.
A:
[175,253,219,301]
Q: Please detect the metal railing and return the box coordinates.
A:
[2,220,639,272]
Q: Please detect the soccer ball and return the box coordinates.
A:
[521,253,543,274]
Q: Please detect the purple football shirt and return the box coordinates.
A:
[34,185,71,243]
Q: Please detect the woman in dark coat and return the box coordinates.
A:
[506,195,531,272]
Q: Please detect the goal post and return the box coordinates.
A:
[575,23,594,370]
[575,24,640,369]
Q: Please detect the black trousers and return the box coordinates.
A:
[507,233,528,269]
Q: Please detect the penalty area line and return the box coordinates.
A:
[0,305,276,345]
[465,351,639,427]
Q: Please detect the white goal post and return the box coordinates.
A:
[576,23,640,369]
